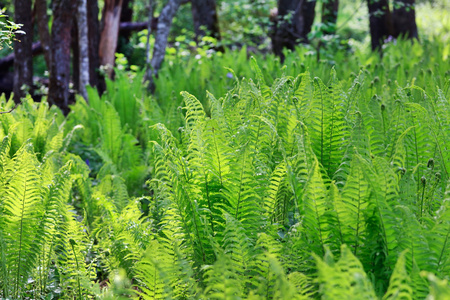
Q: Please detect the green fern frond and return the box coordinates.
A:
[335,155,371,256]
[100,102,123,165]
[54,207,97,298]
[263,161,287,222]
[382,250,412,300]
[202,255,244,299]
[181,91,206,132]
[135,239,174,299]
[301,159,332,256]
[1,144,43,298]
[315,244,377,300]
[423,272,450,299]
[0,135,11,173]
[307,70,349,178]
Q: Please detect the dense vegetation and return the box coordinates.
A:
[1,0,450,299]
[1,33,450,298]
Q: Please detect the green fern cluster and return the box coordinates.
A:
[96,60,450,298]
[1,53,450,298]
[0,138,98,298]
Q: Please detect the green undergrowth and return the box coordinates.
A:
[1,40,450,298]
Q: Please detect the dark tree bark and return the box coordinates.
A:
[48,0,77,111]
[271,0,317,62]
[13,0,33,102]
[87,0,102,91]
[72,22,80,92]
[191,0,223,51]
[35,0,52,69]
[392,0,418,39]
[99,0,124,78]
[367,0,393,51]
[120,0,134,41]
[321,0,339,34]
[148,0,182,91]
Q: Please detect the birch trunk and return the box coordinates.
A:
[148,0,182,90]
[99,0,124,78]
[77,0,90,100]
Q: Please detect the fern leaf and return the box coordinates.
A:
[301,159,330,256]
[315,244,377,300]
[1,144,43,297]
[382,250,412,300]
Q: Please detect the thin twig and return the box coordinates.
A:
[0,99,23,114]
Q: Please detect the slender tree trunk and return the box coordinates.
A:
[367,0,393,51]
[120,0,134,42]
[88,0,101,90]
[271,0,317,62]
[99,0,124,78]
[13,0,33,102]
[72,22,79,92]
[303,0,317,37]
[144,0,154,85]
[77,0,90,100]
[321,0,339,34]
[392,0,418,39]
[48,0,76,111]
[191,0,223,51]
[148,0,182,91]
[35,0,51,69]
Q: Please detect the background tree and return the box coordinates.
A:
[35,0,51,69]
[321,0,339,34]
[48,0,77,111]
[99,0,124,78]
[367,0,418,51]
[367,0,393,51]
[191,0,223,51]
[87,0,102,90]
[270,0,317,62]
[147,0,182,90]
[13,0,32,102]
[77,0,89,100]
[392,0,418,39]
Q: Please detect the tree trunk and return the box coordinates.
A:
[13,0,33,102]
[144,0,154,86]
[321,0,339,34]
[48,0,76,112]
[191,0,223,51]
[392,0,418,39]
[77,0,90,100]
[120,0,134,41]
[99,0,124,78]
[88,0,102,90]
[148,0,182,91]
[271,0,317,62]
[367,0,393,51]
[303,0,317,38]
[72,22,79,92]
[35,0,52,69]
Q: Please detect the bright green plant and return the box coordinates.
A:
[0,8,23,51]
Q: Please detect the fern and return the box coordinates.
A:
[382,251,413,300]
[315,244,377,299]
[0,144,43,298]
